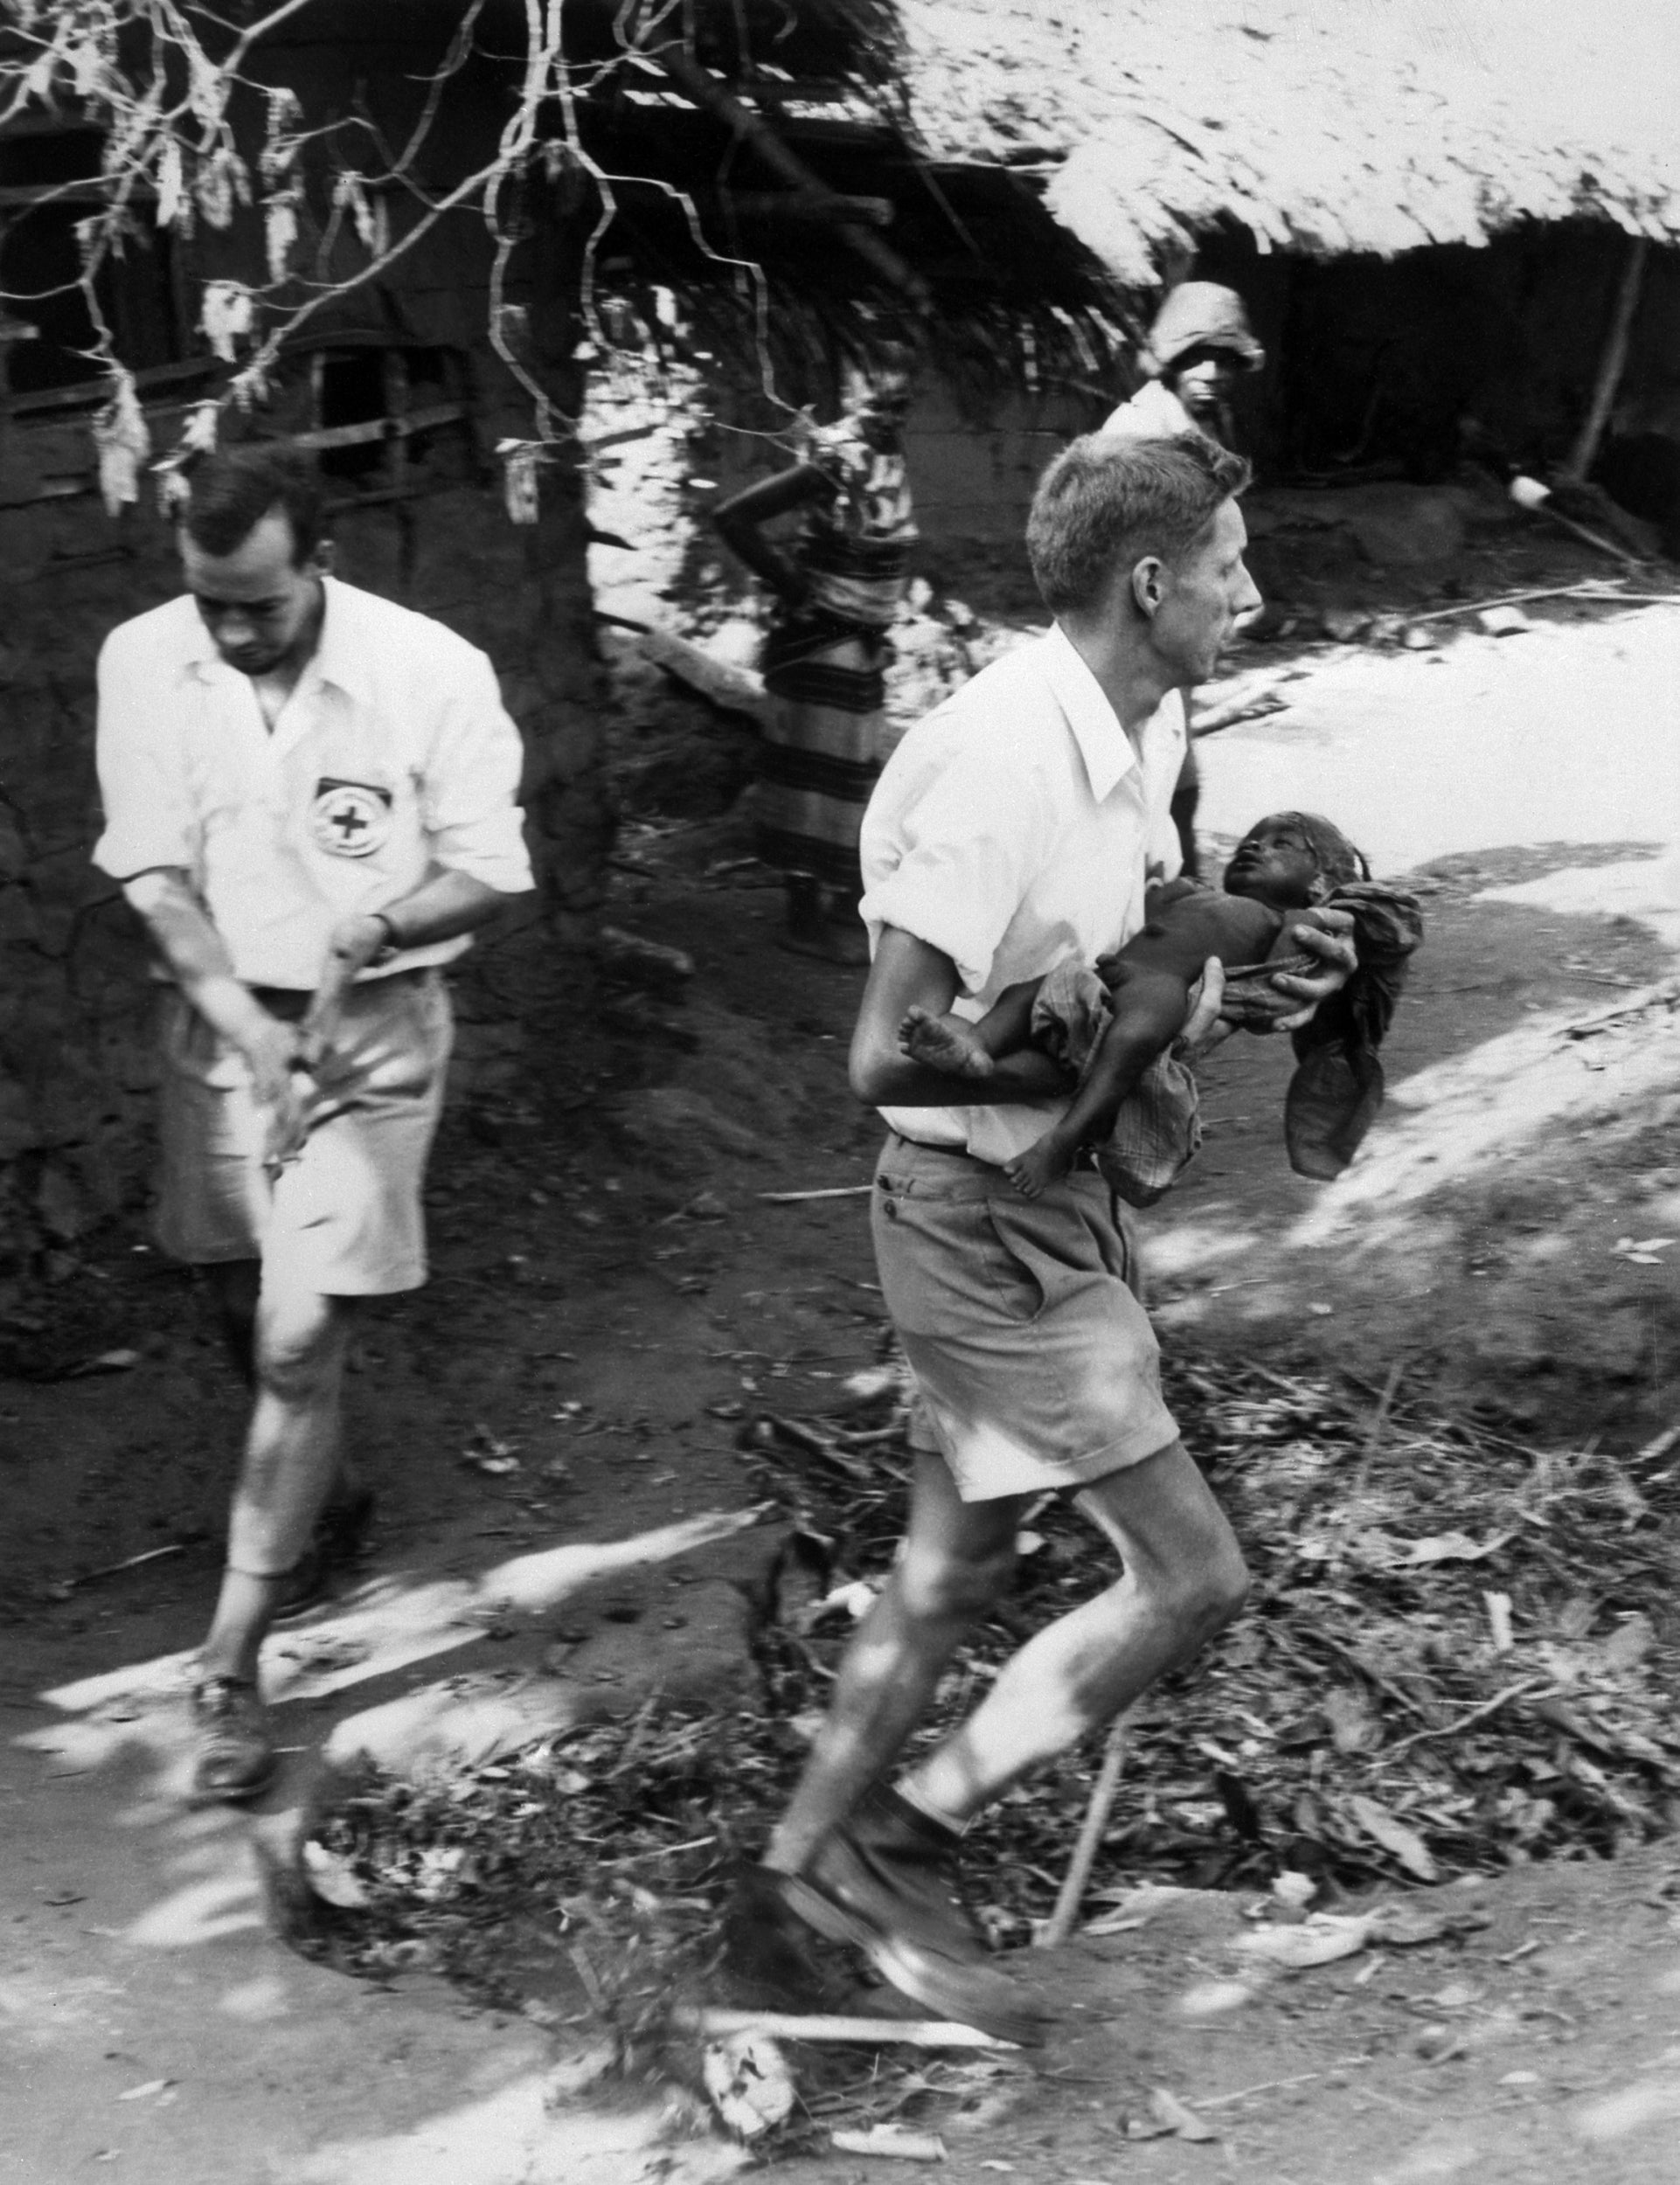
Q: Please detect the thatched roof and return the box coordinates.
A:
[895,0,1680,280]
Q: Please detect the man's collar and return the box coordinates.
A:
[1041,623,1143,801]
[306,579,371,702]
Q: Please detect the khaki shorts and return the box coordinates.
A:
[872,1132,1179,1502]
[154,973,453,1296]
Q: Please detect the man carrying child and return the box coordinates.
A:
[725,432,1357,2042]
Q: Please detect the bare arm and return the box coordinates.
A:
[712,463,836,606]
[850,928,1067,1108]
[122,869,305,1142]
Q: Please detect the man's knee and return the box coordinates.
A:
[254,1294,352,1403]
[897,1536,1016,1624]
[1180,1536,1250,1635]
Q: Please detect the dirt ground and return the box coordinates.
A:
[4,574,1680,2182]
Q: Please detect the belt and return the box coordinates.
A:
[249,967,434,1015]
[883,1127,1101,1176]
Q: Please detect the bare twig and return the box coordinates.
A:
[1036,1710,1130,1948]
[671,2008,1014,2049]
[1382,1681,1556,1758]
[759,1186,874,1203]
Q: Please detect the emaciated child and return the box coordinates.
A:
[901,811,1422,1203]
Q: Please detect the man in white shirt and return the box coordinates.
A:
[94,447,533,1802]
[731,433,1352,2042]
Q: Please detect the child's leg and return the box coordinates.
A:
[899,978,1045,1080]
[1003,973,1191,1197]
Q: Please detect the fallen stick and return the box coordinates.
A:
[1560,977,1680,1039]
[672,2008,1013,2050]
[1036,1710,1131,1947]
[758,1185,874,1203]
[62,1543,187,1588]
[1353,1360,1406,1496]
[1406,582,1665,626]
[1382,1679,1554,1758]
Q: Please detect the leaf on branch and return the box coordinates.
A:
[266,194,299,285]
[156,140,184,231]
[201,281,253,363]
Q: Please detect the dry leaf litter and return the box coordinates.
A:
[300,1349,1680,2151]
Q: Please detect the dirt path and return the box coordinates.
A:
[4,600,1680,2182]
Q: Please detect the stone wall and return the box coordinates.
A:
[0,385,608,1303]
[0,20,621,1304]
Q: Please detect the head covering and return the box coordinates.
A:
[1142,282,1265,379]
[1245,811,1369,892]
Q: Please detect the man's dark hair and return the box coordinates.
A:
[1027,433,1251,618]
[180,445,326,565]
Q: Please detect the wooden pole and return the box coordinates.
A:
[654,45,928,305]
[1035,1710,1131,1948]
[1559,232,1648,486]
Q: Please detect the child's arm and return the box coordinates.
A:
[899,975,1046,1081]
[1004,967,1193,1196]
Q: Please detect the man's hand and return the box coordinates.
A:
[1268,907,1357,1033]
[299,912,390,1071]
[226,1005,310,1168]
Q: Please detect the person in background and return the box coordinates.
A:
[1101,281,1266,877]
[93,446,533,1803]
[713,355,917,964]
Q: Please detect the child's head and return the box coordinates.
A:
[1222,811,1369,908]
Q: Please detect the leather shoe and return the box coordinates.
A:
[781,1786,1050,2045]
[189,1675,276,1804]
[720,1863,850,2013]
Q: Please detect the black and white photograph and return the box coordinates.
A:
[1,3,1677,2178]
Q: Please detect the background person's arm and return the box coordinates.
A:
[712,464,836,606]
[850,927,1068,1109]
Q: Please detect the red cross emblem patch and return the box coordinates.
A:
[311,778,393,859]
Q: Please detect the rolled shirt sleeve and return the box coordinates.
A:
[419,645,534,896]
[92,624,198,884]
[860,746,1053,996]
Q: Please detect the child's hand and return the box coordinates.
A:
[1004,1138,1072,1197]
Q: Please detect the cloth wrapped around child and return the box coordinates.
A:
[901,811,1422,1205]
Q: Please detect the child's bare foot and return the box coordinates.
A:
[1003,1137,1073,1197]
[900,1005,995,1079]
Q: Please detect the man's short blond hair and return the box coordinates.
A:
[1028,433,1251,617]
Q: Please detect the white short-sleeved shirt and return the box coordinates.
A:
[94,576,533,988]
[859,623,1185,1167]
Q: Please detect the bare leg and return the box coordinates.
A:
[211,1259,360,1509]
[1002,1130,1079,1198]
[903,1439,1247,1827]
[201,1280,358,1685]
[763,1452,1031,1876]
